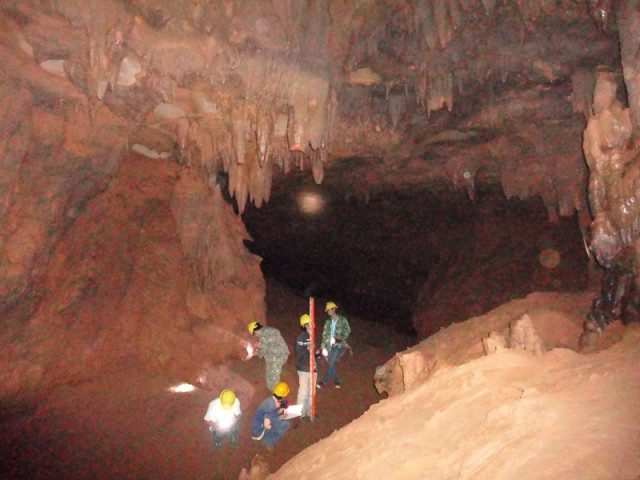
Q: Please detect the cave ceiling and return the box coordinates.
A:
[0,0,623,220]
[2,0,639,334]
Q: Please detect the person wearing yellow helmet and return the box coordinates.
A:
[204,389,242,450]
[246,321,290,391]
[317,301,351,389]
[251,382,291,449]
[295,314,319,422]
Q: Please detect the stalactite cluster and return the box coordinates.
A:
[1,0,625,240]
[7,0,333,216]
[344,0,582,127]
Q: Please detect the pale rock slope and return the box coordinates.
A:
[269,292,640,480]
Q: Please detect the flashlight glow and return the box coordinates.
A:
[246,343,253,360]
[168,383,196,393]
[216,415,235,430]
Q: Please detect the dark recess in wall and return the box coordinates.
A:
[238,179,589,336]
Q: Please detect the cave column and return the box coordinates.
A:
[616,0,640,140]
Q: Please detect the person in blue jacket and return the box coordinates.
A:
[251,381,291,449]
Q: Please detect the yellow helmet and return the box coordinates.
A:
[220,389,236,409]
[247,321,258,334]
[325,301,338,312]
[273,382,290,397]
[299,314,311,326]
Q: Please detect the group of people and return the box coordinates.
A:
[203,301,351,451]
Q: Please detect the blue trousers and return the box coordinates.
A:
[261,418,290,448]
[321,345,343,385]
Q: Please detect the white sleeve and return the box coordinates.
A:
[204,400,220,422]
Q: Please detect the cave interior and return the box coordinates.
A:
[1,0,640,478]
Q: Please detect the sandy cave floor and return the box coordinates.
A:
[0,282,414,480]
[2,282,640,480]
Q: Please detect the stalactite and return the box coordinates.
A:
[448,0,464,31]
[282,153,292,175]
[427,71,453,114]
[514,0,531,25]
[388,93,407,129]
[286,105,302,152]
[212,128,234,174]
[228,160,249,214]
[296,151,305,171]
[191,122,216,171]
[326,87,338,149]
[311,149,324,184]
[433,0,452,48]
[248,154,263,208]
[286,69,330,152]
[453,69,466,94]
[177,117,190,152]
[255,106,273,167]
[416,71,428,106]
[230,101,249,164]
[227,153,237,200]
[415,0,440,51]
[482,0,497,16]
[88,35,109,100]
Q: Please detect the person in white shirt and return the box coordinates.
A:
[204,389,241,450]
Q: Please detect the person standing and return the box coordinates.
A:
[251,382,291,450]
[247,321,290,392]
[204,389,242,450]
[294,314,319,422]
[317,301,351,389]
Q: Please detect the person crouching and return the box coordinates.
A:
[251,382,291,450]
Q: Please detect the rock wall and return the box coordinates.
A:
[0,154,265,403]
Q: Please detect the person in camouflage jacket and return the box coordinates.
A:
[318,301,350,389]
[248,322,290,391]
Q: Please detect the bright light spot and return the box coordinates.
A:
[463,171,471,179]
[168,383,197,393]
[217,415,235,430]
[539,248,561,269]
[245,343,254,360]
[297,192,325,215]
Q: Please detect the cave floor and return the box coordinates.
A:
[0,281,414,480]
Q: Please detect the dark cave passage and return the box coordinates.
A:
[239,180,590,337]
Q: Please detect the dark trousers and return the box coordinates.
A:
[211,421,239,448]
[321,345,343,384]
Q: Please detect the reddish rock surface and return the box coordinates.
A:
[1,1,640,479]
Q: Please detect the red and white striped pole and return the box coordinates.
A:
[309,297,316,419]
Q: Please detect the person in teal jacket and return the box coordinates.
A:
[317,301,350,389]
